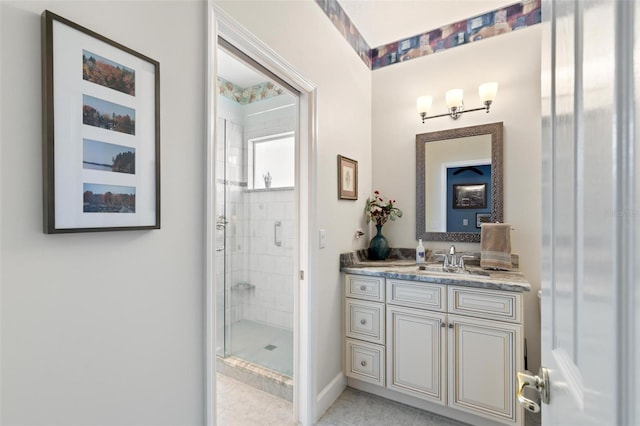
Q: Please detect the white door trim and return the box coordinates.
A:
[205,4,318,425]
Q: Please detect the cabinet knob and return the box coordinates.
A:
[360,360,366,367]
[360,285,366,291]
[441,322,446,328]
[360,319,366,325]
[448,323,454,329]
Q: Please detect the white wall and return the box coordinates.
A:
[0,1,207,424]
[372,26,542,372]
[214,0,373,401]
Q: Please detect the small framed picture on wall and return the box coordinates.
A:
[476,212,492,228]
[453,183,487,209]
[337,155,358,200]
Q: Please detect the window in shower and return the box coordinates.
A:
[248,132,294,189]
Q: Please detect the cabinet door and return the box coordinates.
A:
[448,314,522,425]
[386,305,446,404]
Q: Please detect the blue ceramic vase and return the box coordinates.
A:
[368,224,390,260]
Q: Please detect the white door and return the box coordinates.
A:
[536,0,638,424]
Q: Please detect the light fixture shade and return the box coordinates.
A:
[445,89,464,108]
[479,82,498,102]
[416,96,433,114]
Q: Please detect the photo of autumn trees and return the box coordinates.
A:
[83,183,136,213]
[83,139,135,174]
[83,94,135,135]
[83,50,135,96]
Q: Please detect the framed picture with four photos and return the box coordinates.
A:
[42,10,160,233]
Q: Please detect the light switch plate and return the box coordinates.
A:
[319,229,326,249]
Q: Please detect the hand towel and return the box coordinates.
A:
[480,223,512,270]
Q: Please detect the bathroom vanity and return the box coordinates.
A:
[341,254,530,426]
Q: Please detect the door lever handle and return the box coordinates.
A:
[517,367,549,413]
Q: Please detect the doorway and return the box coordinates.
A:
[206,5,317,425]
[215,43,297,398]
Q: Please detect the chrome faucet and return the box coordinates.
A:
[216,215,228,230]
[433,245,475,272]
[448,245,457,268]
[433,245,456,269]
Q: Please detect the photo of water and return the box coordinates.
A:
[83,139,135,174]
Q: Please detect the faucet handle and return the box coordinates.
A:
[458,254,475,269]
[433,253,449,267]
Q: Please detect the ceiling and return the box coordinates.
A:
[218,0,516,86]
[217,48,266,88]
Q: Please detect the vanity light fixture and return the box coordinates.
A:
[417,82,498,122]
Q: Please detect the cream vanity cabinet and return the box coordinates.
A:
[344,274,386,386]
[344,273,524,426]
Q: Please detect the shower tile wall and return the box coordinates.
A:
[242,189,295,330]
[239,95,296,331]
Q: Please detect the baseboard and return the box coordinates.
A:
[315,372,347,421]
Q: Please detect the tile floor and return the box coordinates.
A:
[217,374,294,425]
[228,320,293,377]
[218,373,538,426]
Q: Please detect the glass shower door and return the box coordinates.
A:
[215,117,245,358]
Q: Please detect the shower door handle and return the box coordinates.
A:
[274,221,282,247]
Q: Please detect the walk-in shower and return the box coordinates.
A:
[215,46,296,399]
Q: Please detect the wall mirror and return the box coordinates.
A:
[416,122,503,243]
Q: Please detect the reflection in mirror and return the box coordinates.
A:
[416,122,503,243]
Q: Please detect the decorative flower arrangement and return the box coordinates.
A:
[365,190,403,226]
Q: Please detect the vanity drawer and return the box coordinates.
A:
[345,274,385,302]
[345,299,385,344]
[386,279,446,312]
[448,286,522,323]
[345,338,385,387]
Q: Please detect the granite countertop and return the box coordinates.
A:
[341,250,531,293]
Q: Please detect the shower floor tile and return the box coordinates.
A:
[230,320,293,377]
